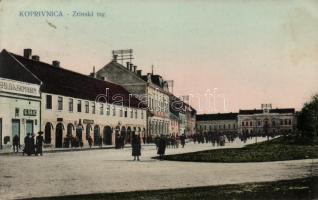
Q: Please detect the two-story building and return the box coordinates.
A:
[238,104,295,136]
[196,113,238,135]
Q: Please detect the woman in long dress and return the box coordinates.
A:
[132,134,141,161]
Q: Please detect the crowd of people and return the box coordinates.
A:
[63,135,84,148]
[154,134,186,149]
[12,132,44,156]
[9,130,275,160]
[188,132,235,146]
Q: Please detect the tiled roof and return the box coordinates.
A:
[197,113,238,121]
[2,50,143,108]
[141,74,164,88]
[239,108,295,115]
[269,108,295,114]
[0,50,41,84]
[239,109,263,115]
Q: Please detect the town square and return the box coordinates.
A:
[0,0,318,199]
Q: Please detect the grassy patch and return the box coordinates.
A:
[158,136,318,163]
[24,177,318,200]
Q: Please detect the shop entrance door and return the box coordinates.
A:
[12,119,20,144]
[26,120,34,136]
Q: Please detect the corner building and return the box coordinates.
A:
[0,49,147,149]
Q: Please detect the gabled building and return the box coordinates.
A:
[96,56,171,138]
[0,49,147,149]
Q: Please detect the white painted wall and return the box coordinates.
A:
[41,92,147,147]
[0,93,40,146]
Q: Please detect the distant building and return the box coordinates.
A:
[0,49,147,149]
[170,95,196,136]
[196,104,296,136]
[196,113,238,134]
[238,104,295,135]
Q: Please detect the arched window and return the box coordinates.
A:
[86,124,92,140]
[44,122,53,144]
[67,123,74,138]
[93,125,100,146]
[55,123,64,148]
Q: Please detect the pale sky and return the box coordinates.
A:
[0,0,317,114]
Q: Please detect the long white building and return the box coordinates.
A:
[0,49,147,149]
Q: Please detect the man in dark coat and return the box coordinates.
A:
[132,134,141,161]
[12,134,20,153]
[23,133,30,156]
[99,135,103,148]
[180,134,186,148]
[30,133,35,155]
[36,132,44,156]
[88,135,93,149]
[157,135,167,160]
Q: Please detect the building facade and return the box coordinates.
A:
[238,104,295,135]
[96,57,171,138]
[196,104,296,137]
[0,49,43,149]
[0,49,147,149]
[0,78,41,149]
[196,113,238,135]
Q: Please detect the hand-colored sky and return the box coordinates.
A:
[0,0,317,114]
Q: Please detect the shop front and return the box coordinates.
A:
[0,78,41,149]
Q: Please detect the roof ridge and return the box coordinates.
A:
[6,50,42,84]
[10,52,129,90]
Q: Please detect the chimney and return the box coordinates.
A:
[113,54,118,62]
[147,73,152,83]
[137,70,142,76]
[52,60,60,68]
[129,63,133,71]
[31,55,40,61]
[126,62,130,69]
[133,65,137,73]
[90,66,96,78]
[23,49,32,59]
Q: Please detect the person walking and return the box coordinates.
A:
[35,131,44,156]
[23,133,30,156]
[30,133,36,155]
[132,134,141,161]
[157,135,167,160]
[12,134,20,153]
[99,135,103,148]
[88,135,93,149]
[180,134,186,148]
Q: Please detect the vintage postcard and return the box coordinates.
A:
[0,0,318,199]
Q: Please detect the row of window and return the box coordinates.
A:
[241,119,292,127]
[46,95,144,119]
[148,97,169,113]
[199,124,236,130]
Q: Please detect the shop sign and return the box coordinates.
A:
[83,119,94,124]
[23,109,37,116]
[0,78,40,97]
